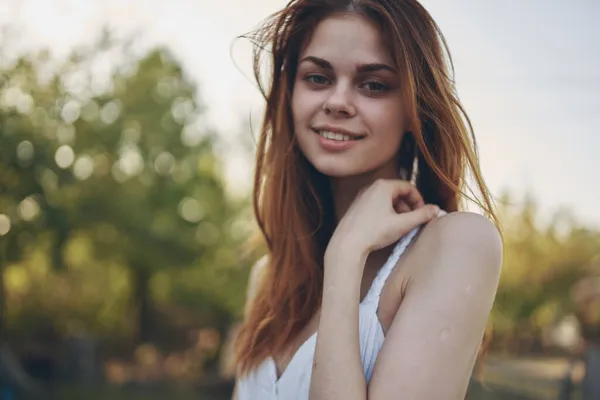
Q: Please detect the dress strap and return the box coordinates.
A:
[362,226,420,306]
[362,209,447,306]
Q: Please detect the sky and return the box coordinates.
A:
[1,0,599,227]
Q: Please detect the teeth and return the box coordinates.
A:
[317,130,357,141]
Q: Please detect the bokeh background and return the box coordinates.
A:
[0,1,599,399]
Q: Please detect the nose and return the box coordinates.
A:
[323,83,355,117]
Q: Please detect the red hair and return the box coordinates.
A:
[234,0,499,376]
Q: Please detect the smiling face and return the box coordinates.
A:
[291,13,408,179]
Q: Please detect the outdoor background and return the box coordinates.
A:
[0,1,599,399]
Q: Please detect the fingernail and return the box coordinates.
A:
[431,205,440,215]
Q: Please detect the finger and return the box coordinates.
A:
[385,180,423,210]
[394,204,439,231]
[394,200,411,214]
[405,189,424,210]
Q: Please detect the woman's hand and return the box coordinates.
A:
[325,179,439,263]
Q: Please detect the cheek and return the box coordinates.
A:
[363,101,406,140]
[291,88,317,152]
[292,86,323,123]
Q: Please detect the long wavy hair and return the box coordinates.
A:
[234,0,499,376]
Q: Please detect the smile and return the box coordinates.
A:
[312,129,364,152]
[313,129,365,141]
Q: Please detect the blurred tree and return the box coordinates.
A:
[491,191,600,352]
[0,31,248,351]
[0,48,71,339]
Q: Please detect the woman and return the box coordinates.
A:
[233,0,502,398]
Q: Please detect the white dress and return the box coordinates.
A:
[237,215,438,399]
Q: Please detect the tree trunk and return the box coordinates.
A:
[131,267,153,344]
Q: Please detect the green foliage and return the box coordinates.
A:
[0,33,253,350]
[491,191,600,345]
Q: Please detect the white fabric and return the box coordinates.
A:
[237,213,442,399]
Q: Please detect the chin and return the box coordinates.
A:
[305,152,400,181]
[308,158,368,178]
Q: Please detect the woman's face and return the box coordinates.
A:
[292,13,407,179]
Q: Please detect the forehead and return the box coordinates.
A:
[299,13,393,67]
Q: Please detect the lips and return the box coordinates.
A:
[313,129,363,142]
[312,127,366,141]
[312,129,363,152]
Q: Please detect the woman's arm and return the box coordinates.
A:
[309,211,501,400]
[309,249,370,399]
[368,212,501,399]
[308,179,437,400]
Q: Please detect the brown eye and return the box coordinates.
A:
[362,81,389,93]
[305,74,330,85]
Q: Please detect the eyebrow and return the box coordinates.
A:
[299,55,396,74]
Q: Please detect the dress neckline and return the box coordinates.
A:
[265,234,410,384]
[263,220,429,384]
[266,309,386,385]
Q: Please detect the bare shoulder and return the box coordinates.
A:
[432,211,502,250]
[410,211,503,281]
[423,211,501,257]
